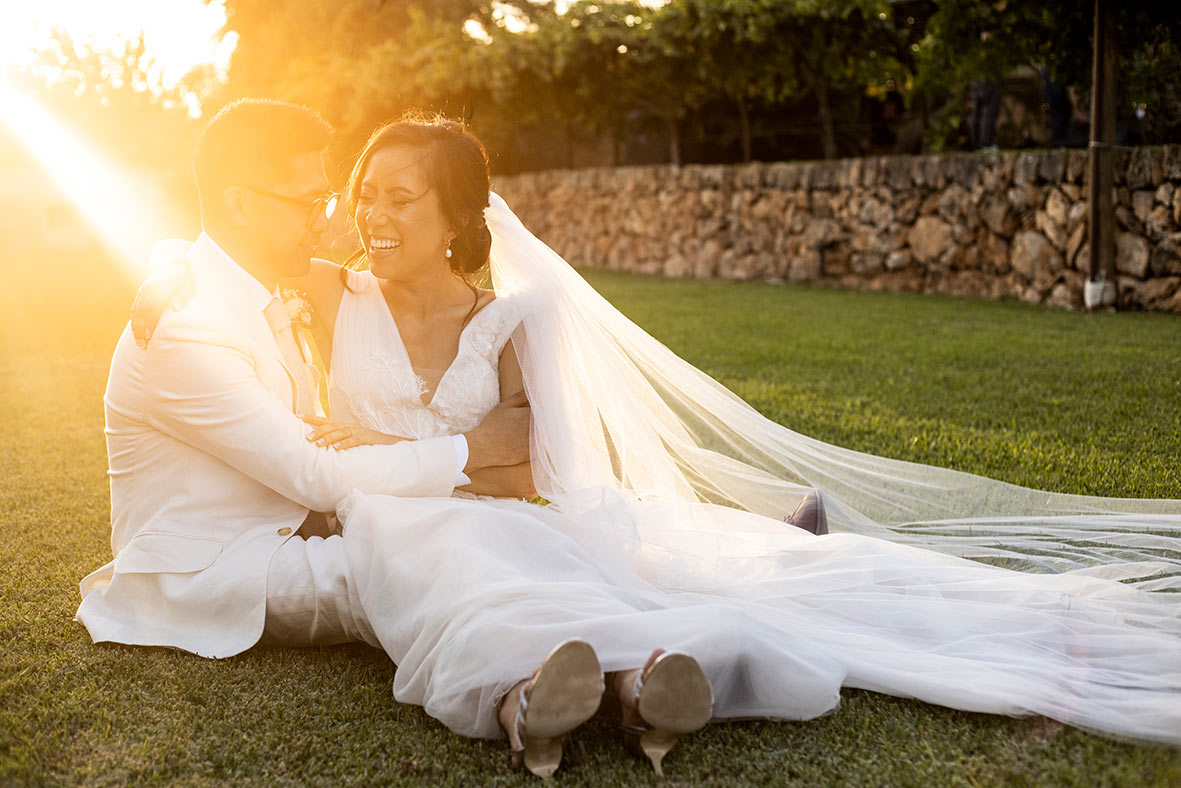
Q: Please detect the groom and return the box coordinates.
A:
[76,99,530,657]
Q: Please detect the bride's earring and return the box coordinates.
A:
[445,240,453,260]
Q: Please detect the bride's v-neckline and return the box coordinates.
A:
[380,294,500,409]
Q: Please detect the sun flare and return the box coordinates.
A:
[0,76,186,281]
[0,0,235,102]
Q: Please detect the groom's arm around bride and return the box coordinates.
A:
[76,98,529,659]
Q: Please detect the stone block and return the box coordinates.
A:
[858,196,894,228]
[1132,190,1156,223]
[980,193,1017,235]
[1141,276,1181,306]
[1013,153,1041,186]
[1045,278,1083,310]
[1151,233,1181,276]
[1115,205,1144,235]
[851,252,885,274]
[1038,150,1066,183]
[1159,287,1181,313]
[1044,188,1069,226]
[1007,185,1042,214]
[908,216,954,263]
[1065,150,1088,183]
[885,157,911,191]
[1164,145,1181,180]
[1115,232,1150,278]
[1119,275,1178,308]
[1010,230,1063,281]
[885,249,912,271]
[977,232,1011,274]
[938,183,971,226]
[1065,223,1087,270]
[803,218,840,249]
[919,192,942,216]
[1124,148,1159,188]
[1035,210,1067,250]
[1112,148,1131,184]
[896,193,920,224]
[1147,206,1173,240]
[822,246,851,275]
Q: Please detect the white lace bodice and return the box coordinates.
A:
[329,270,521,439]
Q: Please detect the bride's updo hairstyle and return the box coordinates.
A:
[346,111,492,276]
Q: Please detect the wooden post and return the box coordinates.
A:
[1085,0,1117,308]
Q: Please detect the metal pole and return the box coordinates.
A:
[1084,0,1117,308]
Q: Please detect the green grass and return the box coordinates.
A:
[2,252,1179,786]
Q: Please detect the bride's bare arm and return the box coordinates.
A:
[458,338,537,499]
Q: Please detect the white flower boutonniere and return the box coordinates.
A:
[281,289,313,330]
[280,288,329,415]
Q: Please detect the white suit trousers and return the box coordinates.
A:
[261,535,379,648]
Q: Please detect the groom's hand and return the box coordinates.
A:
[463,392,531,472]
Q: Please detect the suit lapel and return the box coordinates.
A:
[186,240,299,412]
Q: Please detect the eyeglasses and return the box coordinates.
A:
[241,185,339,229]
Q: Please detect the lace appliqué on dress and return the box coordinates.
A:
[329,272,522,443]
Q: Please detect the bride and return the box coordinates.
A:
[137,114,1181,777]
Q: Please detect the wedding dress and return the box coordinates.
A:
[330,242,1181,745]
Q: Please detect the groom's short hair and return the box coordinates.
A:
[193,98,333,220]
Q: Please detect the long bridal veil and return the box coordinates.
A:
[485,192,1181,595]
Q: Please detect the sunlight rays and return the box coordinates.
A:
[0,76,185,281]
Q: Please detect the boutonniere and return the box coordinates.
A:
[281,289,314,329]
[279,288,329,415]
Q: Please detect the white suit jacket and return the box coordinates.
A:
[76,234,458,658]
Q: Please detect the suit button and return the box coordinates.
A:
[277,527,292,536]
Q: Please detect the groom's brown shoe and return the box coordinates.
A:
[785,491,828,535]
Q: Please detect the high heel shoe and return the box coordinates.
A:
[505,639,604,778]
[621,649,713,776]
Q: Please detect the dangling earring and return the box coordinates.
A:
[445,238,453,259]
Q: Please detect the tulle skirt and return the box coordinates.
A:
[338,488,1181,743]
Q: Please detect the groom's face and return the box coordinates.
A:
[241,151,332,280]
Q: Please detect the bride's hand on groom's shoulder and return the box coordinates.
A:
[303,416,405,450]
[131,257,195,348]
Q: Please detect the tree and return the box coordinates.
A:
[12,30,208,168]
[914,0,1181,150]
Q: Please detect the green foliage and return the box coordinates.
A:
[213,0,920,167]
[2,251,1180,785]
[915,0,1181,150]
[10,0,1181,169]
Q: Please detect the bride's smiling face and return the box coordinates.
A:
[355,144,454,280]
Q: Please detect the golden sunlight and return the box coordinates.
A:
[0,0,235,109]
[0,76,184,281]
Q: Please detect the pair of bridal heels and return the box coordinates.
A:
[621,649,714,777]
[503,641,713,778]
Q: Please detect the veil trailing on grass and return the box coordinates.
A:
[486,193,1181,594]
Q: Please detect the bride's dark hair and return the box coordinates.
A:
[345,111,492,276]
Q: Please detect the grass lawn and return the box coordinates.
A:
[2,249,1179,786]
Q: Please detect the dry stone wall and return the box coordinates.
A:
[494,146,1181,313]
